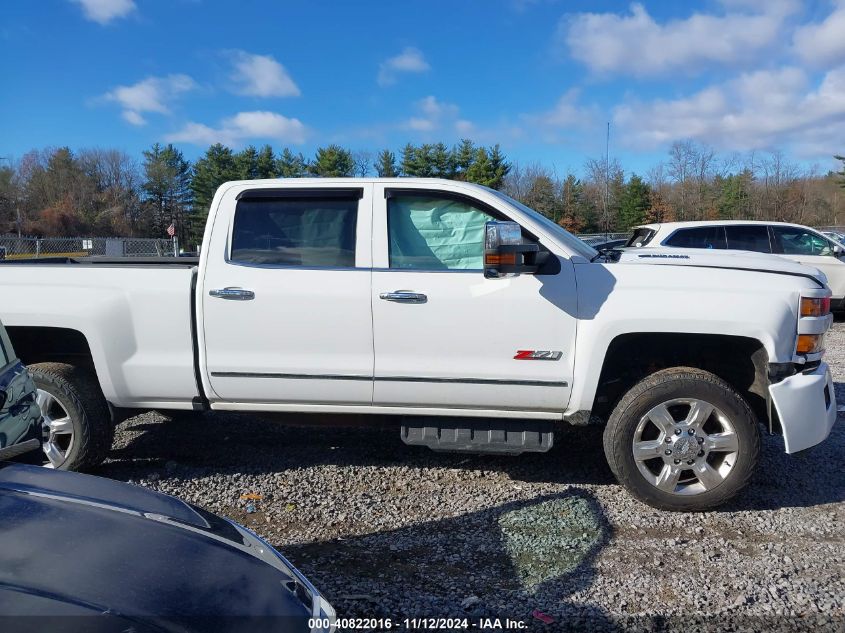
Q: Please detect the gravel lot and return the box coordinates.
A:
[96,325,845,631]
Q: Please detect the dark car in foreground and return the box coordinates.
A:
[0,319,41,463]
[0,321,335,633]
[0,463,335,632]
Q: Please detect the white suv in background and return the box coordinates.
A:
[628,221,845,309]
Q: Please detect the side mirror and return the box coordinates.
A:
[834,244,844,257]
[484,221,540,279]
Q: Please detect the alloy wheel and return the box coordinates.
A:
[37,389,74,468]
[632,397,739,496]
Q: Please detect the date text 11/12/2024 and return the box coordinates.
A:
[309,617,529,629]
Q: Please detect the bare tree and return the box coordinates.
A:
[351,150,373,178]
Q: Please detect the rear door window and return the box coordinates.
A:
[725,225,771,252]
[664,226,727,249]
[230,195,358,267]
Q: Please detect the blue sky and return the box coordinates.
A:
[2,0,845,176]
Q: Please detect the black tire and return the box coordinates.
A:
[603,367,760,512]
[29,362,113,471]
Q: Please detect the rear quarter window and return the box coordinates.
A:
[626,228,656,247]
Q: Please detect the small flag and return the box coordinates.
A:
[166,223,176,237]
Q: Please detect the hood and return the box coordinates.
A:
[615,247,827,287]
[0,464,315,630]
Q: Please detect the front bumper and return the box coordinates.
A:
[769,361,837,453]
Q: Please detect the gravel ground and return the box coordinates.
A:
[95,326,845,632]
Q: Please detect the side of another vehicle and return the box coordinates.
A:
[0,319,41,464]
[627,220,845,308]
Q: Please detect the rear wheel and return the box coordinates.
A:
[603,367,760,511]
[29,363,113,471]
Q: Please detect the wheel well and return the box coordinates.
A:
[7,326,95,371]
[593,333,769,427]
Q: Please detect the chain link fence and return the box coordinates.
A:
[0,232,627,260]
[0,236,177,260]
[577,233,631,247]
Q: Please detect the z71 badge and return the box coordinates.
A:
[514,350,563,361]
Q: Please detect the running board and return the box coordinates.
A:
[400,417,554,455]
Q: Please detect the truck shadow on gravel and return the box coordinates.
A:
[286,489,619,632]
[101,412,617,487]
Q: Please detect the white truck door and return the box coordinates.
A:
[770,225,845,301]
[200,185,374,405]
[370,185,576,414]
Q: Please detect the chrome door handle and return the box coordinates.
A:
[379,291,427,304]
[209,287,255,301]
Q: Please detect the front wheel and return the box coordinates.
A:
[603,367,760,511]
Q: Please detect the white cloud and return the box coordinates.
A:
[454,119,475,135]
[613,65,845,156]
[104,74,196,125]
[121,110,146,126]
[229,51,300,98]
[527,88,595,128]
[377,47,430,86]
[403,96,460,132]
[165,111,307,146]
[793,2,845,67]
[558,1,796,77]
[70,0,136,24]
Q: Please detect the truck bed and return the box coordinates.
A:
[0,263,201,409]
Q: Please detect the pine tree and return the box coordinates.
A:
[375,149,398,177]
[310,145,354,177]
[559,174,586,232]
[256,145,277,179]
[487,144,510,190]
[141,143,192,240]
[407,144,435,177]
[235,146,259,180]
[834,155,845,189]
[431,142,455,179]
[190,143,238,243]
[618,174,651,229]
[400,144,419,176]
[277,148,309,177]
[465,147,494,187]
[453,139,476,179]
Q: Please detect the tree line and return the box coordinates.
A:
[1,139,843,248]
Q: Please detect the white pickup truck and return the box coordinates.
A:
[0,178,837,510]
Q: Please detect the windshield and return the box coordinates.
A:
[487,189,598,259]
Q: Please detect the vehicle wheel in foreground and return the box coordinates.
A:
[29,362,113,471]
[603,367,760,512]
